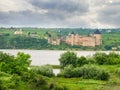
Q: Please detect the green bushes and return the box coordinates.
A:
[59,51,89,68]
[33,65,55,77]
[93,52,108,65]
[58,65,74,78]
[0,52,31,75]
[59,51,77,67]
[0,71,10,77]
[59,51,120,68]
[58,51,120,81]
[77,56,88,66]
[116,68,120,77]
[58,65,110,80]
[93,52,120,65]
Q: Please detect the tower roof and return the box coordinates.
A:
[94,29,101,34]
[71,31,75,34]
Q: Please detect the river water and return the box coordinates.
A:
[0,49,120,66]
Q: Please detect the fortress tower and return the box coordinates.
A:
[93,30,102,46]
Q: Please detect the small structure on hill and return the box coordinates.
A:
[48,38,61,45]
[14,29,23,35]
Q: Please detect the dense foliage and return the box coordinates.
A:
[0,51,67,90]
[58,51,120,81]
[0,52,31,75]
[59,51,120,67]
[58,65,110,80]
[32,65,55,77]
[59,51,77,67]
[93,52,120,65]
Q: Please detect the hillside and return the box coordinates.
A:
[0,27,120,50]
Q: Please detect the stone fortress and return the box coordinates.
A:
[65,30,102,47]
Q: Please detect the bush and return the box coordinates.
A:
[116,68,120,77]
[80,65,110,80]
[93,52,120,65]
[58,65,110,80]
[96,69,110,80]
[0,52,31,75]
[59,51,77,68]
[77,56,88,66]
[33,65,55,77]
[93,52,108,65]
[80,65,98,79]
[20,70,49,90]
[58,65,74,78]
[106,52,120,65]
[87,57,96,64]
[0,71,10,77]
[72,67,82,77]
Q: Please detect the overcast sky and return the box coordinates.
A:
[0,0,120,28]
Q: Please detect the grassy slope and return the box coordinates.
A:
[102,33,120,46]
[0,28,120,50]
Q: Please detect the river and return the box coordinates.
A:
[0,49,120,66]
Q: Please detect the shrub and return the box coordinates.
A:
[0,71,10,77]
[93,52,108,65]
[80,65,98,79]
[87,57,96,64]
[93,52,120,65]
[58,65,110,80]
[96,69,110,80]
[59,51,77,68]
[59,65,74,78]
[72,67,82,77]
[80,65,110,80]
[77,56,88,66]
[0,52,31,75]
[116,68,120,77]
[106,52,120,65]
[33,65,55,77]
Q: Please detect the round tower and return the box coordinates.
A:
[93,29,102,46]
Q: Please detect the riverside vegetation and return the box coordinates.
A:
[0,51,120,90]
[0,27,120,50]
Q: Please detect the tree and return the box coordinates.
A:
[0,36,5,48]
[93,52,108,65]
[59,51,77,67]
[107,52,120,64]
[77,56,88,66]
[13,52,31,75]
[0,51,31,75]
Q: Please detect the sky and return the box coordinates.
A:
[0,0,120,28]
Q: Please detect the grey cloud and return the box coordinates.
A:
[97,2,120,27]
[0,0,89,27]
[0,0,120,28]
[0,10,65,26]
[29,0,89,20]
[0,11,43,25]
[30,0,89,13]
